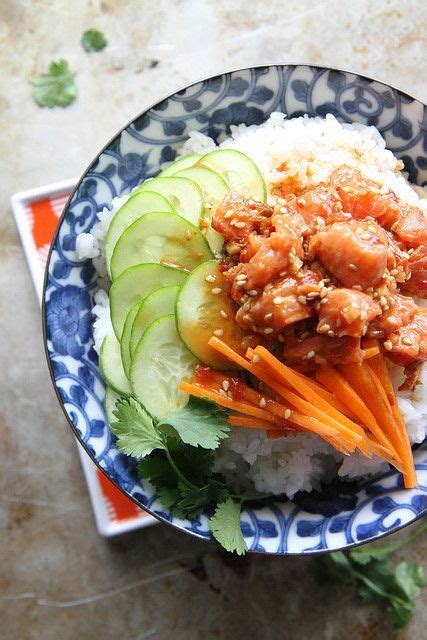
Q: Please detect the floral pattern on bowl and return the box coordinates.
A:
[43,65,427,554]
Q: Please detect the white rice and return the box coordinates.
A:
[78,113,426,497]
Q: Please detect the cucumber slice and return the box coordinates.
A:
[176,260,246,369]
[104,191,174,277]
[130,285,179,356]
[110,263,187,338]
[176,166,228,210]
[134,177,204,225]
[110,212,212,280]
[198,149,266,202]
[104,386,121,426]
[120,302,140,378]
[99,334,131,395]
[130,315,198,419]
[160,154,201,176]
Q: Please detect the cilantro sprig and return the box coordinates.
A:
[317,521,427,632]
[109,394,267,554]
[32,60,77,108]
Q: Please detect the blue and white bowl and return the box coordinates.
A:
[43,65,427,554]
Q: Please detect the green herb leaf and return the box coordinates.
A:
[81,29,108,52]
[32,60,77,108]
[110,396,165,459]
[209,498,247,555]
[316,523,427,632]
[159,397,230,449]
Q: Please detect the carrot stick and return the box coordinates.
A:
[362,346,380,359]
[246,347,357,419]
[179,381,277,422]
[209,337,361,450]
[366,352,416,488]
[227,415,280,430]
[337,362,416,486]
[315,365,397,456]
[252,346,365,443]
[367,352,395,405]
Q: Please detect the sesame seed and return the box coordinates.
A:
[242,314,252,323]
[306,350,316,359]
[359,232,371,241]
[380,295,388,307]
[259,397,267,408]
[318,323,330,333]
[320,298,328,305]
[278,334,285,342]
[273,296,285,305]
[252,354,261,363]
[212,287,222,295]
[205,274,216,283]
[185,229,192,240]
[280,206,288,214]
[318,280,325,288]
[384,340,393,351]
[320,287,329,299]
[360,310,367,321]
[284,409,291,419]
[235,280,246,287]
[248,290,258,297]
[352,284,363,291]
[390,269,399,276]
[348,263,358,271]
[234,221,245,229]
[236,273,247,281]
[213,329,224,337]
[222,380,229,391]
[264,328,274,335]
[298,295,307,305]
[220,310,228,319]
[402,337,412,346]
[264,312,273,320]
[327,330,335,337]
[279,271,287,277]
[307,291,319,299]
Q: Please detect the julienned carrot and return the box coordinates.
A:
[227,415,280,430]
[315,365,397,457]
[251,346,366,447]
[209,337,360,451]
[267,429,289,440]
[362,346,380,359]
[367,352,395,405]
[367,353,416,488]
[245,347,352,415]
[179,381,276,422]
[337,362,416,487]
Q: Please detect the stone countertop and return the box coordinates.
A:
[0,1,426,638]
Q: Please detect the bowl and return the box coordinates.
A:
[43,64,427,554]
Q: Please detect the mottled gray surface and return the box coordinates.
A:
[0,1,426,638]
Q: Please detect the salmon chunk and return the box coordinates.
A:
[317,288,381,338]
[212,192,273,245]
[309,219,388,288]
[282,333,364,365]
[386,309,427,366]
[404,245,427,297]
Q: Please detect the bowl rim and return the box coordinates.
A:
[41,63,427,555]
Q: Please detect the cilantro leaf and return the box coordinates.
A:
[32,60,77,108]
[159,397,230,449]
[316,523,427,632]
[81,29,108,52]
[110,396,165,458]
[209,498,247,555]
[138,445,228,520]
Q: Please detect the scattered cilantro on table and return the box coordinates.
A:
[81,29,108,52]
[316,520,427,632]
[31,60,77,108]
[110,394,268,554]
